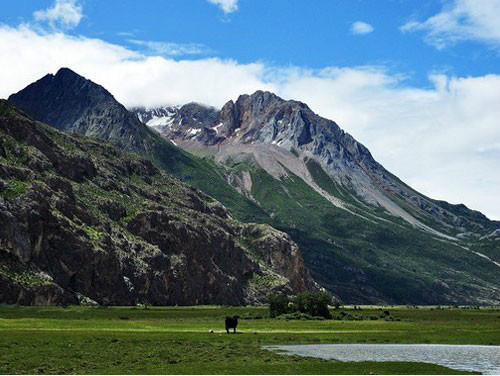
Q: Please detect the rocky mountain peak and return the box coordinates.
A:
[9,68,116,132]
[236,90,285,108]
[236,90,311,117]
[53,67,91,85]
[35,67,88,89]
[213,91,314,145]
[9,69,155,152]
[177,102,219,128]
[224,91,306,123]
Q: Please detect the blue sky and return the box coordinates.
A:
[2,0,499,88]
[0,0,499,219]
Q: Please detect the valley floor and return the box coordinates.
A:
[0,305,498,374]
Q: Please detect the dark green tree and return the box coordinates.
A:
[268,294,289,318]
[292,292,332,319]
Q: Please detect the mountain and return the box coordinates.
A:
[8,69,500,304]
[0,99,316,305]
[8,68,156,152]
[134,103,219,136]
[136,91,498,239]
[134,92,500,305]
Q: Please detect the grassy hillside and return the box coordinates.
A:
[145,136,269,224]
[222,159,500,304]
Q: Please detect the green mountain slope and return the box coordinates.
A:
[132,92,499,305]
[144,135,269,223]
[224,158,499,304]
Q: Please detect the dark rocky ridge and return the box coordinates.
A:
[8,68,158,153]
[0,100,317,305]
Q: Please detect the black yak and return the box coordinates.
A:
[225,315,239,334]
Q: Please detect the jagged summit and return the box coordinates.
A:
[235,90,309,110]
[9,67,117,130]
[36,67,85,83]
[235,90,286,107]
[132,87,498,241]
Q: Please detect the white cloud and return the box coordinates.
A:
[0,24,271,115]
[0,24,498,219]
[207,0,238,14]
[33,0,83,30]
[401,0,500,49]
[128,40,212,57]
[350,21,374,35]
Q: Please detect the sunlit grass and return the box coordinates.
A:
[0,305,497,374]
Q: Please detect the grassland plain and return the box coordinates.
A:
[0,306,498,374]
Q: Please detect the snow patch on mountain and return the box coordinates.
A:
[147,115,175,129]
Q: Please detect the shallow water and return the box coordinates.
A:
[265,344,500,374]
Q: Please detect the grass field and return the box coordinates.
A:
[0,305,498,374]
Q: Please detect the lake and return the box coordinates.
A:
[265,344,500,374]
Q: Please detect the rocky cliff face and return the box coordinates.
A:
[0,100,317,305]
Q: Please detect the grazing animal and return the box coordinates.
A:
[225,315,239,334]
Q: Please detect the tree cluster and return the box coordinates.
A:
[268,292,332,319]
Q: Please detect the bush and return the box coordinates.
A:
[292,292,332,319]
[331,313,379,321]
[268,294,290,318]
[268,292,332,319]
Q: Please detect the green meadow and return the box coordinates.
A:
[0,305,498,374]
